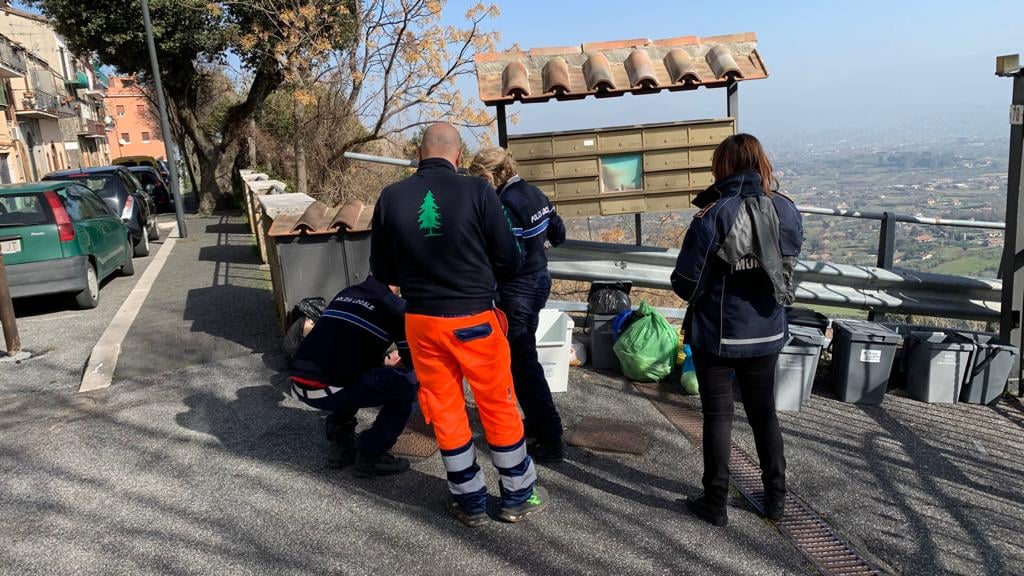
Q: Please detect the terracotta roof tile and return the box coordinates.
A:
[475,33,767,105]
[268,200,372,237]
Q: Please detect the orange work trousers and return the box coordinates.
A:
[406,310,524,450]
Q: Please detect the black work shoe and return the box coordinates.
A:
[497,486,550,523]
[764,497,785,521]
[353,451,410,478]
[682,493,728,527]
[447,498,490,528]
[527,438,565,464]
[326,431,357,469]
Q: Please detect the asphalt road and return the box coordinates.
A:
[0,216,176,395]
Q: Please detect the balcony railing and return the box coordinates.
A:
[92,63,109,89]
[15,89,61,117]
[77,117,105,136]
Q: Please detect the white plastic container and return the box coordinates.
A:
[536,309,574,393]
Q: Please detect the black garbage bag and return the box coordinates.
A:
[283,297,326,358]
[295,297,326,322]
[785,307,828,335]
[587,281,632,315]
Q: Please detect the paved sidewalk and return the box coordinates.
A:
[115,215,280,381]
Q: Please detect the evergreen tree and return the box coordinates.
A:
[418,190,442,236]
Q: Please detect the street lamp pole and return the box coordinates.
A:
[140,0,187,238]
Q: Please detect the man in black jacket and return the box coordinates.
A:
[370,123,549,527]
[290,277,417,477]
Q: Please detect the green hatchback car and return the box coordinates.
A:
[0,181,135,309]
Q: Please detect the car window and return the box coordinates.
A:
[64,188,97,221]
[121,172,143,192]
[64,175,126,200]
[76,186,113,218]
[0,194,49,227]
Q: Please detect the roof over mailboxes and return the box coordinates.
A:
[474,33,767,106]
[267,200,372,237]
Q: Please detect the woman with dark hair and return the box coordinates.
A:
[670,133,803,526]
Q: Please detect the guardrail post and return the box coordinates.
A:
[997,59,1024,396]
[634,213,642,246]
[868,212,896,321]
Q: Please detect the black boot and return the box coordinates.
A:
[527,437,565,464]
[353,450,410,478]
[682,492,728,527]
[763,495,785,521]
[327,418,357,469]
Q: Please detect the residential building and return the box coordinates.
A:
[0,2,109,174]
[0,32,25,183]
[104,76,166,159]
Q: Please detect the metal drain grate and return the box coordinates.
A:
[634,383,881,576]
[566,416,651,455]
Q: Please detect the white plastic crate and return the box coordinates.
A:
[536,309,574,393]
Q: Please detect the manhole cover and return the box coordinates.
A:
[566,416,650,455]
[391,411,438,458]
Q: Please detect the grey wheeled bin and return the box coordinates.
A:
[959,333,1017,405]
[831,320,903,404]
[775,325,829,411]
[904,331,975,404]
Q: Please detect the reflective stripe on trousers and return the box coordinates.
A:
[441,441,487,504]
[490,438,537,501]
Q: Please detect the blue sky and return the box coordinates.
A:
[442,0,1024,146]
[19,1,1023,148]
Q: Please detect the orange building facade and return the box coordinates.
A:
[103,76,166,160]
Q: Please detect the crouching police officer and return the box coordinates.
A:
[290,277,418,477]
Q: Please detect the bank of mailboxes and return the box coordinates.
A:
[507,118,735,217]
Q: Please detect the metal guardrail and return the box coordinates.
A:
[337,150,1005,320]
[547,240,1001,321]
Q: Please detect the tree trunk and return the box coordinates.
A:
[293,87,308,195]
[196,142,239,214]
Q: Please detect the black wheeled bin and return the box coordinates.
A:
[957,333,1017,405]
[831,320,903,404]
[903,331,975,404]
[775,325,829,411]
[588,314,620,371]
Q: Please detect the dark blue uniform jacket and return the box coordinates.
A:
[290,278,409,386]
[671,171,804,357]
[370,158,522,315]
[498,176,566,275]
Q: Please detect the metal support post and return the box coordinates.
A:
[634,213,643,246]
[141,0,187,238]
[496,104,508,148]
[997,54,1024,395]
[876,212,896,269]
[868,213,896,322]
[0,252,21,354]
[727,80,739,129]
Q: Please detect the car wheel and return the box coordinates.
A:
[133,229,150,257]
[121,237,135,276]
[147,218,160,241]
[75,263,100,309]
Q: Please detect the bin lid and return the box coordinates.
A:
[908,330,975,351]
[788,324,828,346]
[833,319,903,345]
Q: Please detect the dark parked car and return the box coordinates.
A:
[0,181,134,309]
[127,166,171,213]
[43,166,159,257]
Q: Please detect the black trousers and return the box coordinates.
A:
[499,270,563,443]
[692,349,786,507]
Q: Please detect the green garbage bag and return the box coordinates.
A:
[613,301,678,382]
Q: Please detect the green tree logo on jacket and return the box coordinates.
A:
[418,190,443,237]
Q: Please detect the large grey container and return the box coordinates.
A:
[271,231,371,326]
[588,314,620,371]
[775,325,829,411]
[903,331,975,404]
[958,333,1017,405]
[831,320,903,405]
